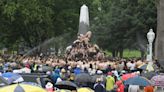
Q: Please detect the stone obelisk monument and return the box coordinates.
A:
[78,4,89,35]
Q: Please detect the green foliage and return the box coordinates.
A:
[0,0,157,57]
[91,0,156,57]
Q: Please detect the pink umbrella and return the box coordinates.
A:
[151,73,164,87]
[121,73,136,81]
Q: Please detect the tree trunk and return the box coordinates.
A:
[112,50,116,57]
[119,49,123,58]
[116,50,119,57]
[155,0,164,61]
[140,50,145,60]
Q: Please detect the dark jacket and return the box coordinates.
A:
[94,83,106,92]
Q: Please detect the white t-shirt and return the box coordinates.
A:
[130,63,136,70]
[112,70,119,78]
[128,85,140,92]
[21,68,31,73]
[127,62,132,69]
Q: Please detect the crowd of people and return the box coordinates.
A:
[0,51,160,92]
[0,31,161,92]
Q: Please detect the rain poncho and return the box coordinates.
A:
[106,76,115,91]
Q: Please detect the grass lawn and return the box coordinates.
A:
[105,49,141,58]
[123,49,141,58]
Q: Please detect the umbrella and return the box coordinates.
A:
[141,71,157,79]
[42,65,53,72]
[124,76,151,86]
[21,82,41,87]
[0,76,10,86]
[121,73,136,81]
[0,84,47,92]
[138,64,147,70]
[75,73,92,83]
[151,73,164,87]
[138,64,154,71]
[55,81,78,90]
[2,72,24,84]
[77,87,94,92]
[55,89,71,92]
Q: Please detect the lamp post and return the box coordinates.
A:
[147,29,155,62]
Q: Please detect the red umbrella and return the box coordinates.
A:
[121,73,136,81]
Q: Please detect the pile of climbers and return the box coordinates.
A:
[65,31,105,61]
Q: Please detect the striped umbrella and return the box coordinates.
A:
[151,73,164,87]
[0,84,46,92]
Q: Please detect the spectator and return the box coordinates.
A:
[51,69,60,84]
[128,85,140,92]
[129,61,136,71]
[144,86,154,92]
[94,78,106,92]
[106,72,115,92]
[60,68,67,80]
[116,80,124,92]
[74,65,81,75]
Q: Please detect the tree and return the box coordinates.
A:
[0,0,157,57]
[0,0,94,54]
[91,0,157,57]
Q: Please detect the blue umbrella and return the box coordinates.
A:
[139,64,147,70]
[124,76,151,86]
[2,72,24,84]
